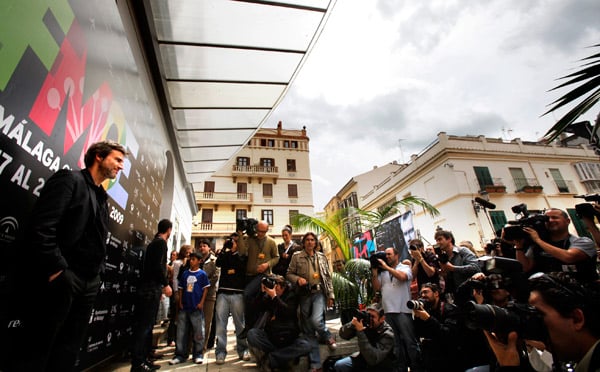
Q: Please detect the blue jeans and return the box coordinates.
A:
[385,312,424,372]
[299,292,331,368]
[215,292,247,358]
[175,309,205,360]
[247,328,311,369]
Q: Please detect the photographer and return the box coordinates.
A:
[372,247,424,372]
[512,208,598,281]
[411,283,462,371]
[247,275,311,371]
[408,239,440,290]
[334,303,397,372]
[238,220,279,335]
[484,272,600,371]
[434,230,481,297]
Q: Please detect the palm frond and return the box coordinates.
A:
[542,44,600,143]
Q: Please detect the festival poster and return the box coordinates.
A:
[0,1,175,367]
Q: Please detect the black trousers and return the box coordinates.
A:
[130,285,162,366]
[15,269,101,372]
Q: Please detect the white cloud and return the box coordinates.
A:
[266,0,600,211]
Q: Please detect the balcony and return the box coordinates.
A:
[232,164,279,183]
[192,221,238,236]
[478,178,506,193]
[195,191,253,207]
[514,178,543,193]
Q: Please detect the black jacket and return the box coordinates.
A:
[254,286,300,346]
[27,169,108,280]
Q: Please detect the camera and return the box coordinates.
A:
[353,309,372,327]
[236,218,259,237]
[575,202,600,219]
[409,244,418,251]
[465,301,548,342]
[261,276,277,289]
[477,256,522,275]
[369,251,387,271]
[407,298,430,311]
[503,203,549,242]
[434,245,449,264]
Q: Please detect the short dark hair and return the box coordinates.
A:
[157,219,172,234]
[84,140,127,168]
[434,230,454,243]
[529,272,600,338]
[421,282,440,293]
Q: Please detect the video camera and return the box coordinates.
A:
[236,218,259,237]
[503,203,548,243]
[369,251,387,272]
[574,194,600,219]
[353,309,372,327]
[465,301,548,342]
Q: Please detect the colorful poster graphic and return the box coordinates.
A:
[0,1,174,368]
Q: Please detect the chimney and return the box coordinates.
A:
[277,121,282,135]
[302,126,307,137]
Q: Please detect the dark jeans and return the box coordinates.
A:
[131,285,162,366]
[14,269,101,372]
[247,328,311,369]
[244,274,265,329]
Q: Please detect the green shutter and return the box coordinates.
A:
[567,208,591,238]
[489,210,508,234]
[474,166,493,190]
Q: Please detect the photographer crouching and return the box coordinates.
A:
[333,303,397,372]
[509,208,598,281]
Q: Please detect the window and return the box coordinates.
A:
[261,138,275,147]
[474,166,494,190]
[262,209,274,225]
[236,209,247,220]
[489,211,507,234]
[549,168,569,193]
[283,140,290,148]
[287,159,296,172]
[237,183,247,199]
[263,183,273,197]
[260,139,266,146]
[260,158,274,167]
[203,181,215,198]
[288,184,298,198]
[201,209,213,223]
[509,168,528,191]
[236,157,249,166]
[289,210,299,225]
[291,141,298,148]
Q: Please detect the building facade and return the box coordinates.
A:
[329,132,600,254]
[191,121,314,247]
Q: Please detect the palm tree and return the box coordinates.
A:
[542,44,600,148]
[353,196,440,232]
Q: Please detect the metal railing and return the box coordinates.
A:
[232,164,279,175]
[195,191,253,203]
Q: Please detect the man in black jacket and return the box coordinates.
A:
[130,219,173,372]
[14,141,127,372]
[334,302,397,372]
[247,274,311,371]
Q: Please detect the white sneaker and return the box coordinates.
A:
[194,356,204,364]
[169,357,183,365]
[242,350,251,361]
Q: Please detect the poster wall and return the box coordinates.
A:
[1,1,177,368]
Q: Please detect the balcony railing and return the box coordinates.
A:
[232,164,279,177]
[195,191,253,204]
[513,178,543,193]
[478,178,506,193]
[192,222,237,235]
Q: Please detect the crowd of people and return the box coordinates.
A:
[7,140,600,372]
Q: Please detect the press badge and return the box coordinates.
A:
[258,253,265,259]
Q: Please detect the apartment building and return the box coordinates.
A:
[327,132,600,254]
[191,121,314,248]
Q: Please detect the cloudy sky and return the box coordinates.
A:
[263,0,600,211]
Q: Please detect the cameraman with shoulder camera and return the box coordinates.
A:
[247,274,311,372]
[238,220,279,335]
[334,303,397,372]
[372,247,424,372]
[512,208,598,281]
[484,272,600,372]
